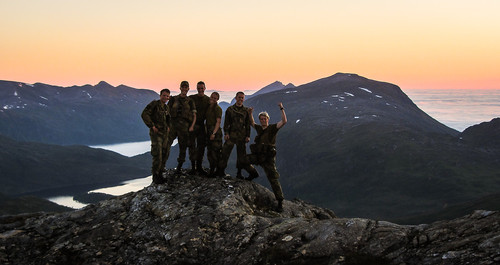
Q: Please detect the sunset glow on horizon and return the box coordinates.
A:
[1,0,499,92]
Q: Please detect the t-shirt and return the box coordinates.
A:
[254,123,280,146]
[206,104,222,127]
[189,94,210,124]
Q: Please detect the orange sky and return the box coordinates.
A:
[1,0,499,92]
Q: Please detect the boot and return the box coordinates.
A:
[245,170,259,181]
[236,168,245,179]
[208,166,216,178]
[188,160,197,175]
[176,162,183,174]
[152,173,164,184]
[276,200,283,212]
[215,168,226,178]
[196,161,208,175]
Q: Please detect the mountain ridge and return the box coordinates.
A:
[0,80,158,145]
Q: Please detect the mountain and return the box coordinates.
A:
[230,81,295,104]
[0,134,150,196]
[0,80,158,145]
[0,175,498,265]
[243,73,500,221]
[460,118,500,148]
[0,193,72,215]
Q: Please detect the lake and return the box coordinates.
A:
[48,88,499,209]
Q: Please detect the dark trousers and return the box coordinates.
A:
[150,130,169,176]
[207,128,222,169]
[166,119,193,164]
[218,138,256,174]
[248,154,284,201]
[188,123,207,163]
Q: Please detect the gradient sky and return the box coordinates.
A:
[1,0,499,92]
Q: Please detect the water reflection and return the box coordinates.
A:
[90,176,152,196]
[91,140,178,157]
[90,141,150,157]
[47,176,152,209]
[48,196,88,209]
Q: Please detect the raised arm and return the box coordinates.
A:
[276,102,287,129]
[248,107,256,128]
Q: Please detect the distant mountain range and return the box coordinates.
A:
[0,80,158,145]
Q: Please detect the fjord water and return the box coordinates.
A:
[48,89,500,209]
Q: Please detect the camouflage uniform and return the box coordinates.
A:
[248,123,284,201]
[141,100,170,180]
[188,94,210,168]
[166,95,197,165]
[218,104,258,177]
[205,103,223,171]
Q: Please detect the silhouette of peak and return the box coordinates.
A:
[96,81,114,88]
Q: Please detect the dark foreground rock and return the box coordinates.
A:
[1,172,499,265]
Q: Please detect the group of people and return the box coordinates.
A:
[141,81,287,211]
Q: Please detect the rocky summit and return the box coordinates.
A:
[1,172,499,265]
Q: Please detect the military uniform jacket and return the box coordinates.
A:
[223,104,251,140]
[141,100,170,132]
[168,95,197,122]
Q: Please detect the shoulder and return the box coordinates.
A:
[215,105,222,115]
[148,100,160,106]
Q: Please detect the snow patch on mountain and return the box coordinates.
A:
[358,87,372,93]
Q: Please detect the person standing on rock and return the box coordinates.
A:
[188,81,210,175]
[205,92,223,177]
[247,102,287,212]
[141,89,171,184]
[216,91,259,180]
[166,81,197,174]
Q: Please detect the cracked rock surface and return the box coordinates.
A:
[1,172,498,265]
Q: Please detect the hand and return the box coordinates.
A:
[152,126,159,134]
[248,107,253,114]
[278,102,283,109]
[224,134,230,141]
[245,137,250,143]
[189,126,194,132]
[210,134,215,140]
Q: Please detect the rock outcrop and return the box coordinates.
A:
[1,172,499,264]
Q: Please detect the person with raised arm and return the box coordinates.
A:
[247,102,287,212]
